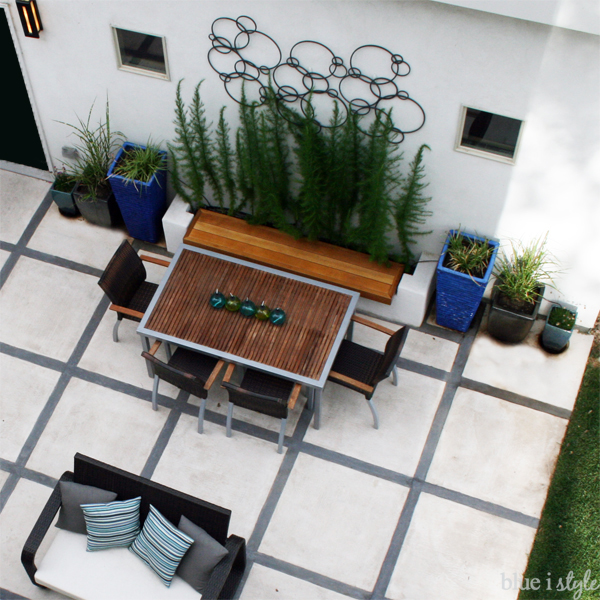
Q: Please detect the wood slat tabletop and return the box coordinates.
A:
[144,249,353,381]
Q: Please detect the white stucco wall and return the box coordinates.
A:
[7,0,599,320]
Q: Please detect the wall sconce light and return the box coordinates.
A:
[16,0,43,38]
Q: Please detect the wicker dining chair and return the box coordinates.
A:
[142,341,225,432]
[98,240,170,342]
[221,365,302,454]
[327,315,409,429]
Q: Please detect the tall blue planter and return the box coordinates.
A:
[436,231,499,332]
[108,143,167,243]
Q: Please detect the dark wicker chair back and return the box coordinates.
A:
[142,351,209,400]
[221,382,288,420]
[372,326,409,386]
[73,453,230,544]
[98,240,146,307]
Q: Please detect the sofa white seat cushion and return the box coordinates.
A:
[35,529,201,600]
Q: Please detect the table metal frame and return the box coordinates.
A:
[138,244,359,429]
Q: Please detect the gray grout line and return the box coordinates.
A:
[0,191,52,290]
[421,482,540,529]
[19,247,104,278]
[141,396,185,479]
[0,586,30,599]
[369,308,484,598]
[0,342,66,373]
[396,356,449,381]
[371,484,423,599]
[300,442,414,488]
[461,377,572,419]
[252,553,371,600]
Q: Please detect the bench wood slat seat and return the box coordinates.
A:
[184,210,404,304]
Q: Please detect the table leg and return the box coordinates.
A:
[140,334,153,377]
[313,388,322,430]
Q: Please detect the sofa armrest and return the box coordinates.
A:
[21,471,74,587]
[202,535,246,600]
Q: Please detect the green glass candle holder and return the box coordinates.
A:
[255,301,271,321]
[240,298,257,318]
[225,294,241,312]
[269,307,286,326]
[209,289,227,309]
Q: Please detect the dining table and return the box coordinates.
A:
[137,244,360,429]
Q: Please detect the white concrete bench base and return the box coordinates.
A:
[35,529,201,600]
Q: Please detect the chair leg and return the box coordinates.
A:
[165,344,172,361]
[226,403,234,438]
[151,375,160,411]
[277,418,287,454]
[113,316,122,342]
[367,399,380,429]
[392,365,399,387]
[197,398,207,434]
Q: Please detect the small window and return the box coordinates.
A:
[113,27,169,80]
[456,107,523,163]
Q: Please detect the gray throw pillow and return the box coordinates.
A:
[55,481,117,534]
[176,515,228,593]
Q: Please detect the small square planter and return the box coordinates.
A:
[50,180,79,217]
[73,184,121,228]
[435,230,499,332]
[540,301,577,353]
[108,143,167,243]
[487,284,545,344]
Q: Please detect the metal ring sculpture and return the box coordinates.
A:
[208,16,425,143]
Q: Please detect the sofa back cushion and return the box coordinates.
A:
[73,453,231,545]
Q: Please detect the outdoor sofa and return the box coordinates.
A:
[21,453,246,599]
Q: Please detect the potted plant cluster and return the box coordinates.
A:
[60,101,123,228]
[487,235,558,344]
[108,141,167,243]
[435,229,499,332]
[540,301,577,353]
[50,167,79,217]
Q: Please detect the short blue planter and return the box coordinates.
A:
[108,143,167,243]
[435,230,499,332]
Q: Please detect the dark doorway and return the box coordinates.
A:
[1,8,48,170]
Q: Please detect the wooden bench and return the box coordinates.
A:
[184,210,404,304]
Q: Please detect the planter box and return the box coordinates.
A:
[73,184,121,228]
[487,284,545,344]
[184,209,404,304]
[108,143,167,243]
[162,194,194,254]
[50,181,79,217]
[435,230,499,332]
[541,301,577,353]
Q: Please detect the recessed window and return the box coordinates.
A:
[113,27,169,80]
[456,107,523,163]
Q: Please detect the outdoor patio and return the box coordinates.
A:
[0,166,594,600]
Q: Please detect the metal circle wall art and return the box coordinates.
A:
[207,16,425,143]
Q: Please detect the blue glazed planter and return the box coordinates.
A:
[108,143,167,243]
[435,230,499,332]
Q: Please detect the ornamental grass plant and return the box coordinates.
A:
[112,143,166,188]
[444,230,495,280]
[59,100,123,201]
[494,234,559,313]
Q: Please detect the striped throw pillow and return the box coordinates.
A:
[81,496,141,551]
[129,505,194,587]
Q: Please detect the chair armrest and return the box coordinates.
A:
[140,255,171,268]
[205,360,226,390]
[202,534,247,600]
[328,371,375,395]
[21,471,74,587]
[222,363,236,385]
[351,314,396,336]
[288,383,302,410]
[148,340,162,356]
[109,304,145,319]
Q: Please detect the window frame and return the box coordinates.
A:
[455,105,524,165]
[111,26,170,81]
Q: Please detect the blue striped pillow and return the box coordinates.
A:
[81,496,141,551]
[129,505,194,587]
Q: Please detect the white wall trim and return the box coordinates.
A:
[1,1,52,173]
